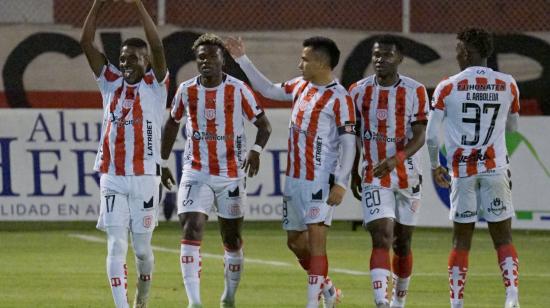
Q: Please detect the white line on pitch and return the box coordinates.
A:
[69,233,550,278]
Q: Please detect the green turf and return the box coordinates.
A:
[1,221,548,307]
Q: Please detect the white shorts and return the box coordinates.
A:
[97,174,161,233]
[450,168,514,223]
[282,176,335,231]
[361,183,422,226]
[177,169,246,219]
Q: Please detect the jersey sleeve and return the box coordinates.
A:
[170,84,186,123]
[412,85,429,123]
[431,80,453,111]
[240,84,265,123]
[334,91,357,135]
[509,79,520,114]
[96,64,122,92]
[280,77,304,101]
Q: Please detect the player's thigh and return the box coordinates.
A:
[129,175,162,233]
[282,177,307,232]
[479,170,514,222]
[214,177,246,219]
[97,174,130,231]
[449,176,479,223]
[361,185,396,225]
[395,184,422,226]
[177,176,215,217]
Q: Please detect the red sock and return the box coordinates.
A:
[309,255,328,277]
[370,248,391,270]
[448,248,469,303]
[497,244,519,290]
[392,251,413,278]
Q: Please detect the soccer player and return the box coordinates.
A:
[426,28,520,308]
[348,36,428,308]
[225,36,356,308]
[80,1,168,308]
[160,33,272,308]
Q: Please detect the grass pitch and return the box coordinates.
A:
[1,221,549,307]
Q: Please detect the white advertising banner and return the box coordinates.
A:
[0,110,549,229]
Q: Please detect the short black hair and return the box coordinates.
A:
[192,33,226,53]
[373,35,404,53]
[457,27,494,58]
[121,37,148,49]
[303,36,340,69]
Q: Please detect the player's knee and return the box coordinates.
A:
[182,221,202,241]
[392,239,412,256]
[133,243,153,261]
[108,237,128,258]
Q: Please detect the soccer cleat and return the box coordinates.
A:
[376,302,390,308]
[504,298,520,308]
[187,304,203,308]
[322,287,342,308]
[220,299,236,308]
[133,293,147,308]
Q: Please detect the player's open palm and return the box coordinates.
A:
[327,184,346,206]
[161,167,176,190]
[350,172,362,201]
[242,150,260,178]
[225,37,246,59]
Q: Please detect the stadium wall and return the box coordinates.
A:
[1,110,549,229]
[0,26,549,114]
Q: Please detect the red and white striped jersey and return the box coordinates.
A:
[171,74,264,178]
[432,66,520,178]
[94,64,169,176]
[349,75,429,189]
[281,77,356,182]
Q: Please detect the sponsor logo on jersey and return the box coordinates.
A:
[457,83,506,91]
[146,120,153,156]
[315,136,323,166]
[191,130,234,141]
[456,210,477,218]
[487,198,506,216]
[122,98,134,109]
[457,150,492,163]
[363,130,404,143]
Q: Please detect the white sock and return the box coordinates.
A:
[449,266,467,308]
[500,256,519,301]
[370,268,390,305]
[106,227,129,308]
[221,248,244,303]
[322,276,335,298]
[181,242,202,305]
[390,274,410,307]
[132,232,154,304]
[306,275,324,308]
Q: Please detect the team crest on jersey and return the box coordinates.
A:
[376,109,388,120]
[122,98,134,109]
[205,108,216,120]
[308,206,320,219]
[143,215,153,228]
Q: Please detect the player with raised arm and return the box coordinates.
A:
[160,33,271,308]
[225,36,356,308]
[426,28,520,308]
[80,0,168,307]
[348,35,428,308]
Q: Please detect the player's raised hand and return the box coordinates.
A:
[350,171,362,201]
[242,150,260,178]
[373,157,396,179]
[161,167,176,190]
[327,184,346,206]
[224,37,246,59]
[432,166,450,188]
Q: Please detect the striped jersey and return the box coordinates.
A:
[432,66,520,178]
[171,74,264,178]
[349,75,429,189]
[281,77,356,182]
[94,64,169,176]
